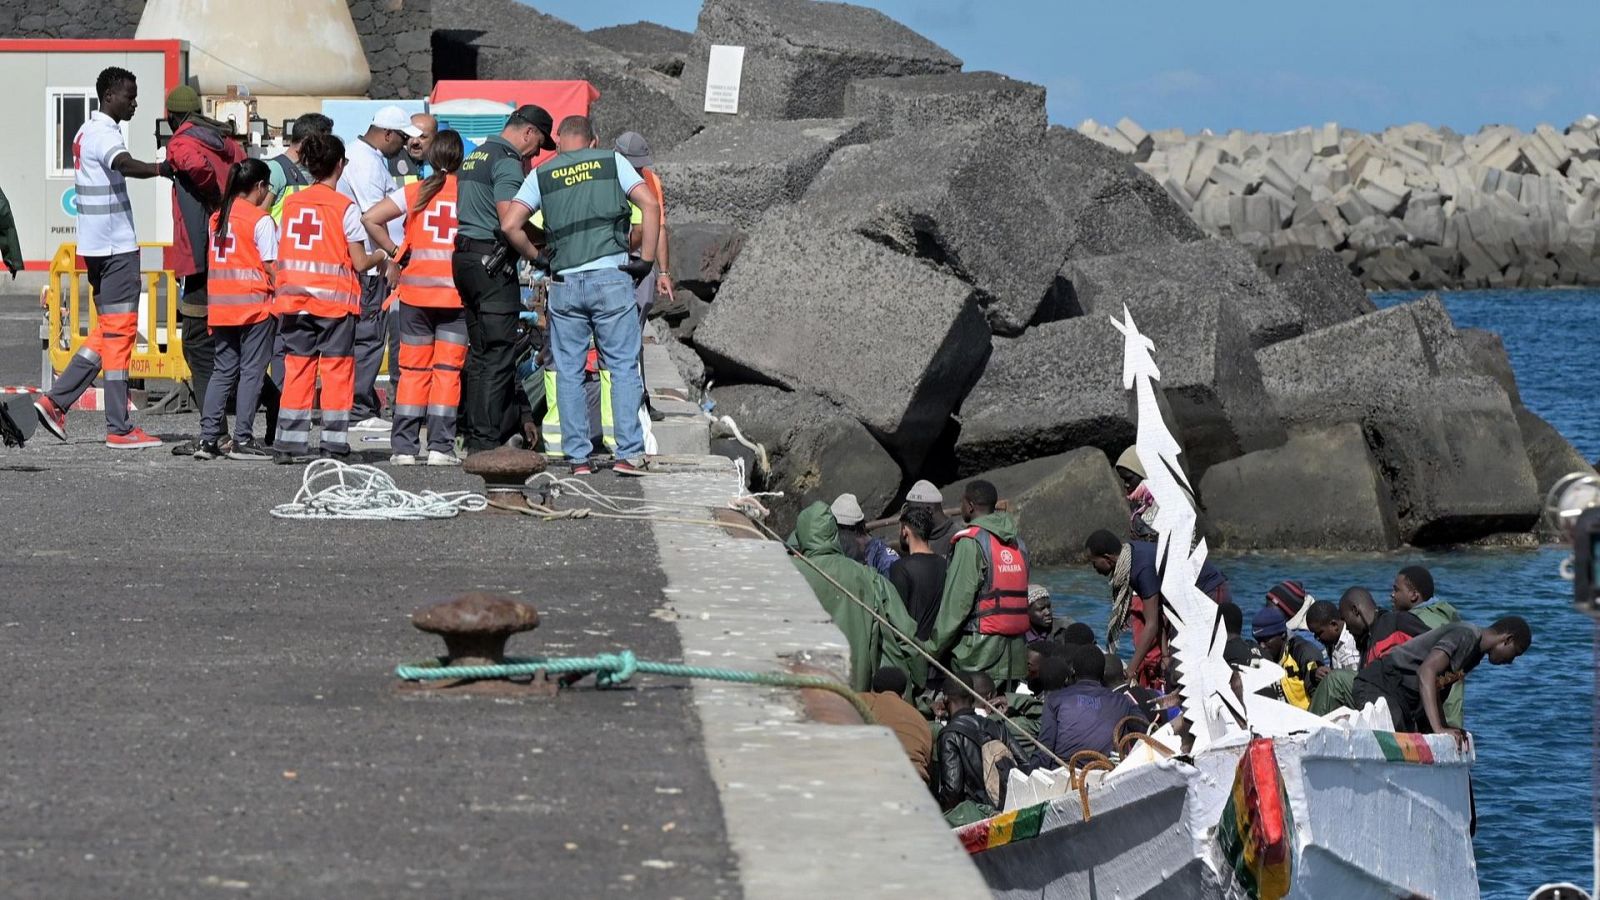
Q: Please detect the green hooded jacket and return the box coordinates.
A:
[791,502,927,691]
[1411,600,1465,727]
[931,512,1029,684]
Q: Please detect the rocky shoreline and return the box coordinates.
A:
[1078,116,1600,290]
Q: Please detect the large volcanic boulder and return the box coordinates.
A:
[1042,126,1206,261]
[1200,424,1401,551]
[432,0,699,151]
[1270,249,1377,333]
[955,292,1283,478]
[668,222,746,300]
[654,118,868,227]
[587,21,693,77]
[1514,406,1596,540]
[710,383,902,531]
[940,448,1130,565]
[676,0,961,121]
[1059,238,1305,348]
[1457,327,1522,405]
[843,71,1048,141]
[694,214,989,469]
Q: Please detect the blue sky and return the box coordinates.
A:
[533,0,1600,134]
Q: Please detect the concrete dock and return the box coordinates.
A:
[0,294,985,898]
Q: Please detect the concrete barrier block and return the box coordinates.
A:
[940,448,1130,565]
[657,118,869,227]
[1184,144,1223,196]
[844,71,1048,141]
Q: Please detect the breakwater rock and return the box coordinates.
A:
[1079,116,1600,290]
[664,0,1597,550]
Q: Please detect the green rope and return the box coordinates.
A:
[394,650,876,723]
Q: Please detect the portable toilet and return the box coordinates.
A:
[433,98,514,143]
[430,80,598,167]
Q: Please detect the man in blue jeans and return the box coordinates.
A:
[500,115,660,475]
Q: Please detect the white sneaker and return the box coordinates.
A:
[389,453,419,466]
[353,417,393,432]
[426,450,463,467]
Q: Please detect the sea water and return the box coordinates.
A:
[1036,289,1598,898]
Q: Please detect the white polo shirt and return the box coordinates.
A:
[336,136,400,272]
[74,111,137,257]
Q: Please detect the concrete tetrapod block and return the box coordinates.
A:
[798,125,1063,336]
[655,118,869,227]
[1199,424,1401,551]
[709,383,902,533]
[844,71,1048,142]
[1058,238,1305,348]
[695,214,989,469]
[666,222,746,299]
[955,290,1284,479]
[1270,249,1377,331]
[938,447,1130,565]
[677,0,960,122]
[1457,328,1522,405]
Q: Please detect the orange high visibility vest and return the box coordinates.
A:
[274,184,362,318]
[207,202,274,326]
[397,177,462,309]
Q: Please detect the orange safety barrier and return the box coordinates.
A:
[43,242,190,385]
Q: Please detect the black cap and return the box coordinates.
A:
[509,104,557,151]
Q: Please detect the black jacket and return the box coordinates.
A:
[935,709,1028,811]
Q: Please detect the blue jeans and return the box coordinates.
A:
[547,267,644,461]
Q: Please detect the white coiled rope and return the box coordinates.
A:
[271,459,488,521]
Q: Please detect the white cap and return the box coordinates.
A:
[906,480,942,504]
[371,105,423,137]
[830,493,865,526]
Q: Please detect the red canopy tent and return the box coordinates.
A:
[430,80,599,168]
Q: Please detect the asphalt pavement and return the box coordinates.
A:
[0,294,740,898]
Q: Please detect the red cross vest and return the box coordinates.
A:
[206,202,273,326]
[953,525,1031,636]
[396,177,462,309]
[273,183,362,319]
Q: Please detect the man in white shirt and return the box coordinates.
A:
[34,66,169,449]
[337,105,419,432]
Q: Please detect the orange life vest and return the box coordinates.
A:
[953,525,1031,636]
[273,183,362,318]
[207,202,273,326]
[396,177,462,309]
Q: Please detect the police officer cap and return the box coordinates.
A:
[509,105,558,151]
[905,480,942,504]
[830,493,865,527]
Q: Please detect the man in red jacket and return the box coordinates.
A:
[163,85,245,453]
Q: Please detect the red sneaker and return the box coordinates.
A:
[612,459,646,477]
[32,396,67,441]
[106,427,162,450]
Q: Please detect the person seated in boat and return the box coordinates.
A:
[1086,529,1229,691]
[1306,600,1360,671]
[1219,601,1261,667]
[1341,587,1430,665]
[1024,584,1073,644]
[859,667,932,785]
[1389,566,1466,727]
[1251,604,1328,710]
[1101,653,1161,722]
[932,481,1032,691]
[1351,616,1532,747]
[1061,621,1095,646]
[934,671,1031,825]
[1002,643,1070,739]
[1033,645,1145,768]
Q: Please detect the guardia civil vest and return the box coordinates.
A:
[206,202,273,326]
[953,526,1031,636]
[274,184,362,319]
[541,352,616,459]
[268,154,313,224]
[534,148,630,272]
[396,177,462,309]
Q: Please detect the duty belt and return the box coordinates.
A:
[454,235,499,254]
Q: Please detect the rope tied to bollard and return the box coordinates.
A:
[394,649,877,724]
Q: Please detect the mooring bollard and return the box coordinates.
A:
[402,592,553,696]
[461,447,546,510]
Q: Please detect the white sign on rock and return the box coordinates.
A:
[703,44,745,115]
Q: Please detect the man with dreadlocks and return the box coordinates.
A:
[1084,529,1230,691]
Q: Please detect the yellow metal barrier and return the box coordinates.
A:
[45,242,191,384]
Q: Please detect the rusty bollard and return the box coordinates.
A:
[401,592,554,696]
[462,447,547,510]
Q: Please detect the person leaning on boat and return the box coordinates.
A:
[1351,617,1531,747]
[930,480,1032,690]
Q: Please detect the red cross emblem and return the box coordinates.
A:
[286,208,323,251]
[423,201,457,245]
[212,232,236,265]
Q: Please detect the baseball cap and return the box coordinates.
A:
[165,85,201,114]
[509,104,558,151]
[830,493,865,527]
[905,480,942,504]
[371,105,423,137]
[614,131,653,169]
